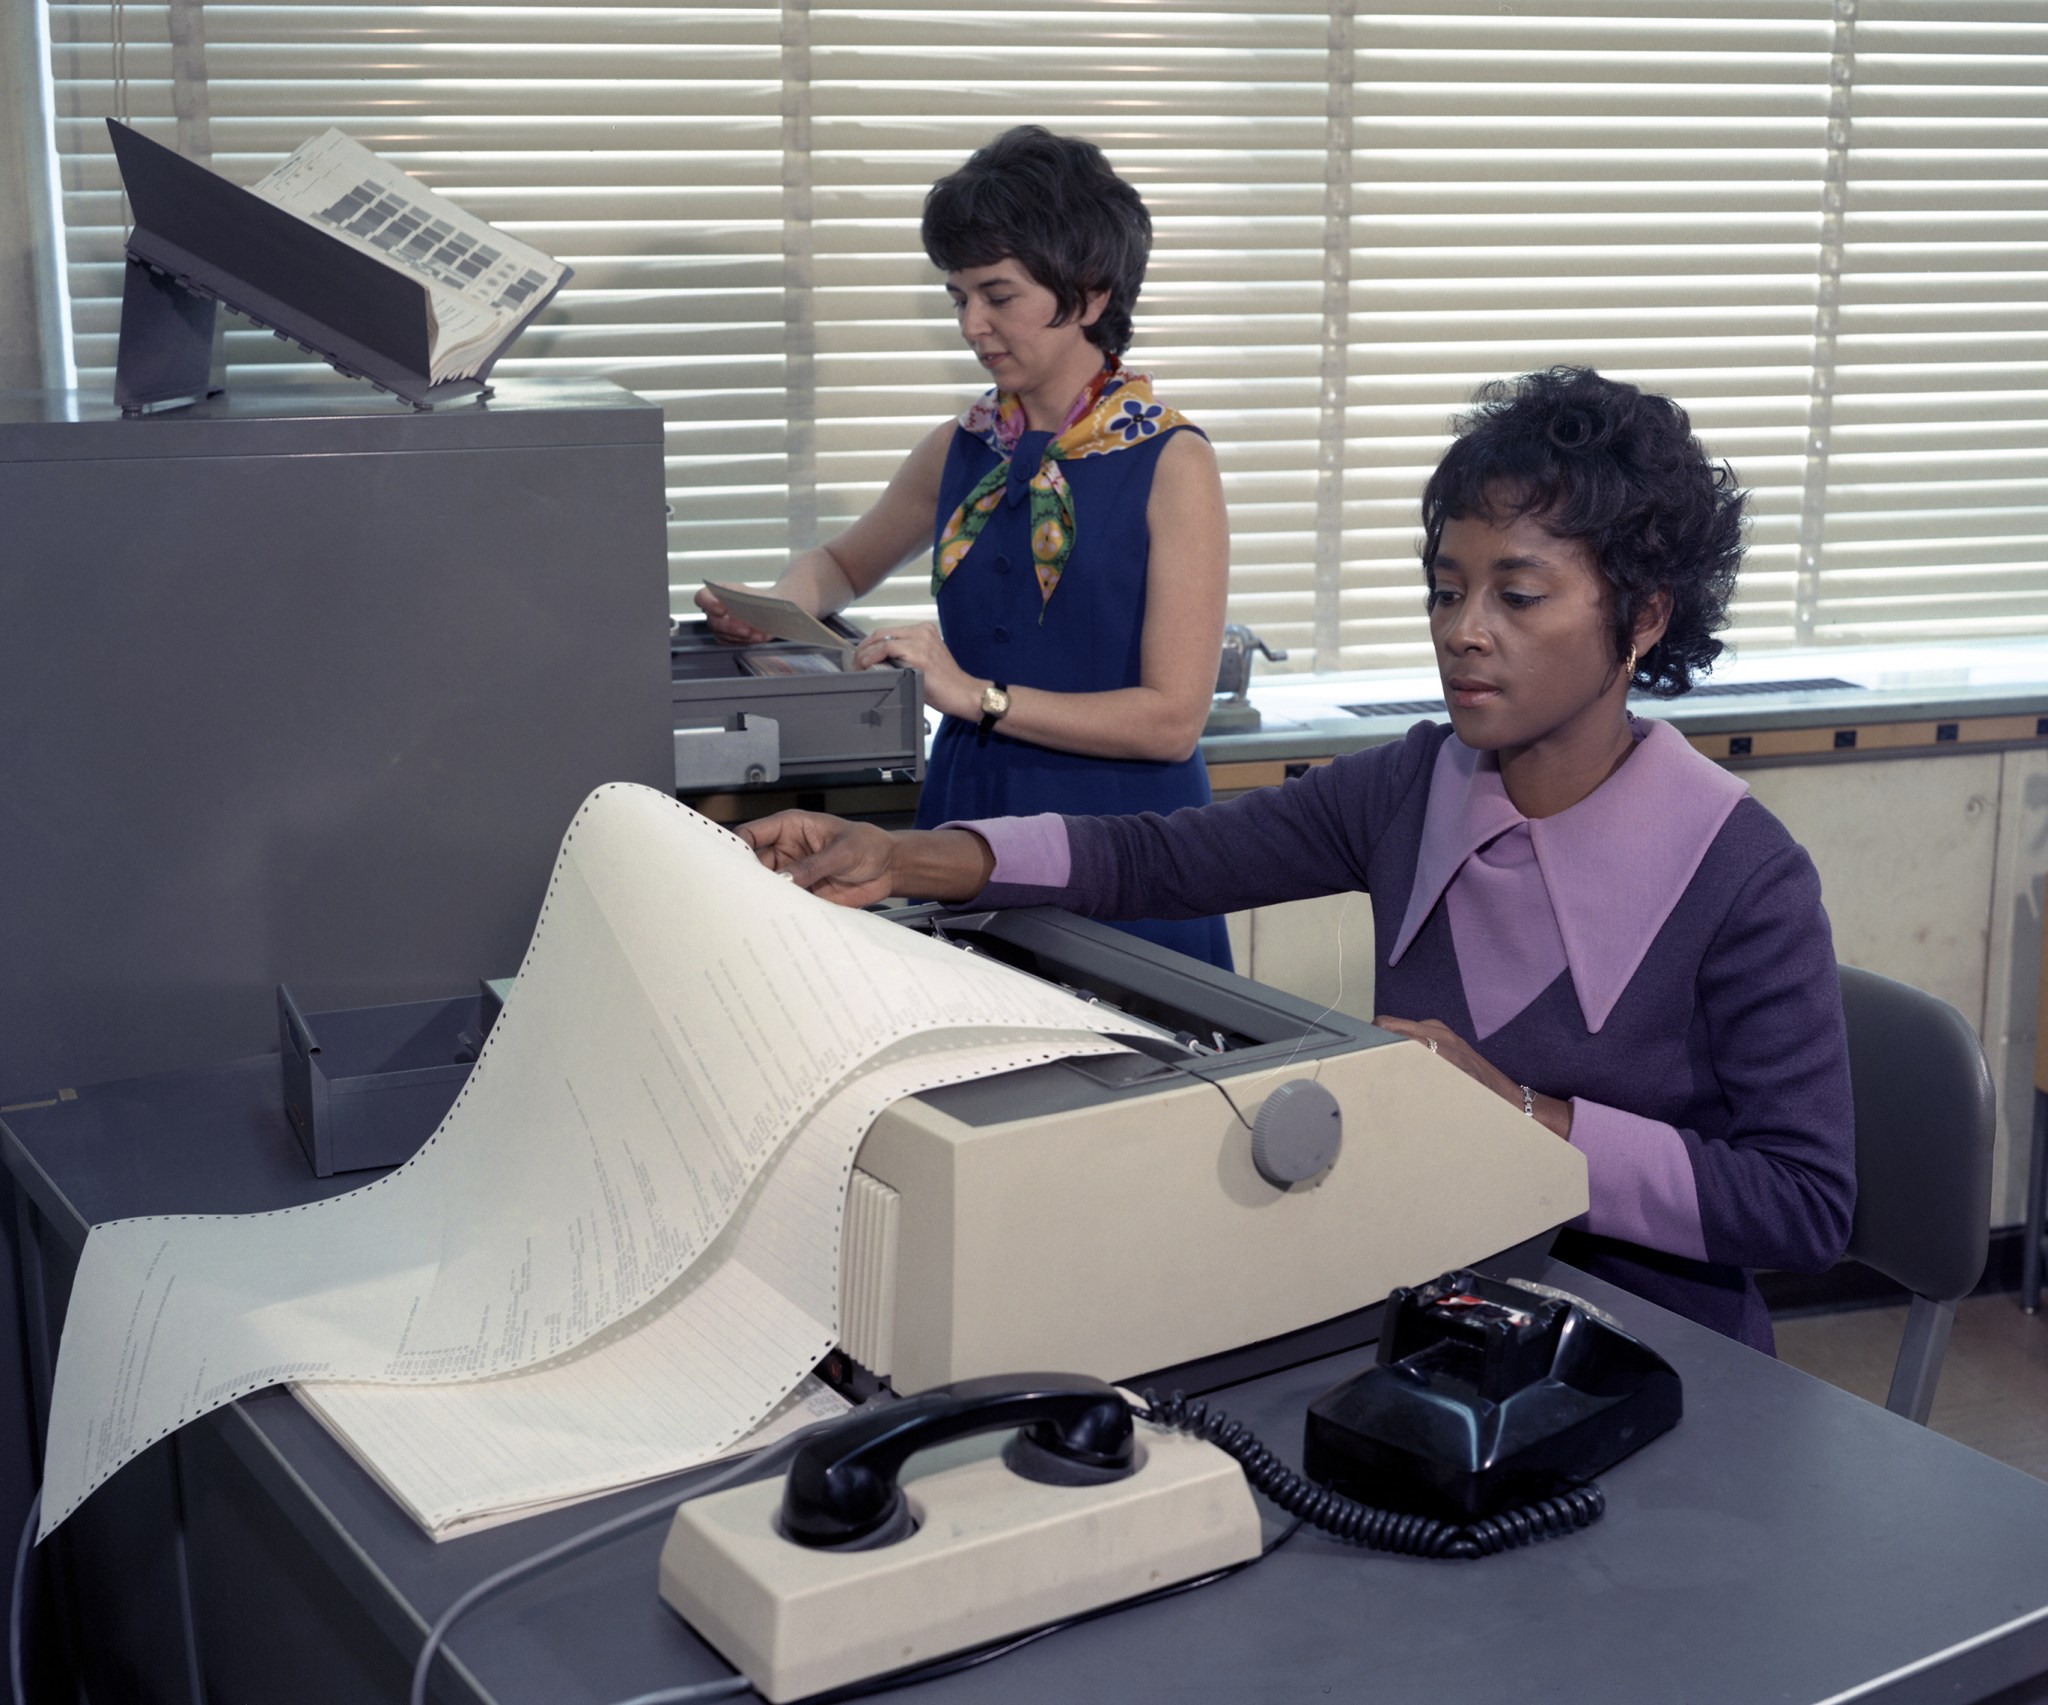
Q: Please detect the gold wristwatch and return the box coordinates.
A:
[976,680,1011,746]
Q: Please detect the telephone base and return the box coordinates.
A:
[658,1420,1262,1703]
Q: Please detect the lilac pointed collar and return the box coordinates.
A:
[1387,719,1749,1033]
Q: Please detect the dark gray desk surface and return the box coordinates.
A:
[9,1057,2048,1705]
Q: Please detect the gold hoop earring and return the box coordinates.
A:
[1624,644,1638,678]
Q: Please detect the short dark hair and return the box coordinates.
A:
[921,126,1151,357]
[1420,367,1745,697]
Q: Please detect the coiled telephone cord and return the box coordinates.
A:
[1138,1389,1604,1561]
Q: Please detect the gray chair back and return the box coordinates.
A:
[1838,965,1995,1423]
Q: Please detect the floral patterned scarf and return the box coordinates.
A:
[931,361,1191,612]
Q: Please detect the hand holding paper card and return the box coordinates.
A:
[702,582,855,652]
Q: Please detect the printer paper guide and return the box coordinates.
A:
[38,784,1140,1540]
[294,1030,1121,1538]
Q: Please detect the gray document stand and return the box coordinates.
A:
[8,1059,2048,1705]
[0,378,673,1098]
[104,119,566,413]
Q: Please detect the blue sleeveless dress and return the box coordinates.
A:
[914,419,1232,969]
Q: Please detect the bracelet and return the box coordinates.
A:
[1520,1083,1535,1118]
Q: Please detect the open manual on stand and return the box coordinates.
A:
[245,129,566,383]
[37,785,1143,1544]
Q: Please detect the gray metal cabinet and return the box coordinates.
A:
[0,377,674,1095]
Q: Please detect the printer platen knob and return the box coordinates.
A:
[1249,1078,1342,1186]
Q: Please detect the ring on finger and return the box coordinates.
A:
[1425,1038,1438,1054]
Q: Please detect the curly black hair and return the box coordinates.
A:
[1419,367,1745,697]
[921,126,1151,357]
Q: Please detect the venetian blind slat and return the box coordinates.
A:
[42,0,2048,664]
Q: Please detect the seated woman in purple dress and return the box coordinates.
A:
[736,367,1857,1353]
[696,126,1232,967]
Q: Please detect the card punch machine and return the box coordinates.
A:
[669,611,926,793]
[668,613,1298,787]
[655,903,1660,1703]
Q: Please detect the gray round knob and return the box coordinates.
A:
[1250,1078,1342,1186]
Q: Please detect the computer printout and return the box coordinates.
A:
[38,785,1139,1538]
[296,1030,1122,1537]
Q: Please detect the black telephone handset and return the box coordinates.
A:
[780,1373,1136,1549]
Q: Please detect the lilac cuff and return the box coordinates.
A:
[1566,1098,1708,1262]
[940,814,1072,890]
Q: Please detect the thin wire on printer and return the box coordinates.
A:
[1156,1054,1256,1130]
[1151,897,1355,1133]
[1277,894,1349,1081]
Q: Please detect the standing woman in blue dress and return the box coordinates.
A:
[696,126,1233,967]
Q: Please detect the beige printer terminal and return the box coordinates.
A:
[838,905,1588,1396]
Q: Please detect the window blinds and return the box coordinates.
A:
[1818,1,2048,643]
[42,0,2048,673]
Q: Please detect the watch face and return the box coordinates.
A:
[983,685,1011,717]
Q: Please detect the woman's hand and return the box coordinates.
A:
[1372,1014,1574,1139]
[738,811,901,907]
[850,621,983,720]
[693,585,777,647]
[737,813,996,908]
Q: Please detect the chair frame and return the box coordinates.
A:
[1838,965,1995,1425]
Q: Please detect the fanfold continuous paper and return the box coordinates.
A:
[296,1031,1121,1538]
[39,784,1139,1539]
